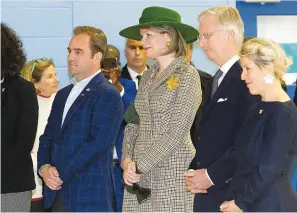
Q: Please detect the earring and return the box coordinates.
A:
[166,42,170,47]
[264,74,275,84]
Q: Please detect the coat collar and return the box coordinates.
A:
[60,72,105,131]
[203,61,242,114]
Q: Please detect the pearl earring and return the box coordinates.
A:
[264,74,275,84]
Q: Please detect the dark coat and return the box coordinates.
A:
[1,75,38,193]
[190,61,260,211]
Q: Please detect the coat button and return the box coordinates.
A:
[86,88,90,91]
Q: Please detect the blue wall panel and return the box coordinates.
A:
[2,0,235,88]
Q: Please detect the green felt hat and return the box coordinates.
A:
[119,6,198,43]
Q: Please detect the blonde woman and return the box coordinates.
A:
[220,38,297,212]
[119,6,201,212]
[21,58,59,212]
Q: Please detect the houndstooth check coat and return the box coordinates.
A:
[122,57,202,212]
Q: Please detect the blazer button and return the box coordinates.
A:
[196,161,201,167]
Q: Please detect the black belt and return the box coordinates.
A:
[113,159,120,167]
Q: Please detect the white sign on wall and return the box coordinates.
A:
[257,15,297,85]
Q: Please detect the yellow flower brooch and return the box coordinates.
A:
[167,76,179,89]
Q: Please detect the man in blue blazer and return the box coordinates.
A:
[185,6,259,212]
[38,26,124,212]
[103,44,137,212]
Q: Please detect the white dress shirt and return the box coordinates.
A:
[62,70,101,126]
[218,55,240,86]
[113,87,125,160]
[205,55,239,186]
[127,66,147,90]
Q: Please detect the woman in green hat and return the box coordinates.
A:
[120,6,202,212]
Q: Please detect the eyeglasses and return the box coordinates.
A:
[198,29,223,41]
[30,58,46,74]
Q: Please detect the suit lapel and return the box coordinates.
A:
[203,61,242,114]
[61,72,104,132]
[121,64,132,80]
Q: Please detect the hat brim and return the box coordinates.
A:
[119,21,198,44]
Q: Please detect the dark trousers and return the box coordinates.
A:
[194,188,226,212]
[113,160,124,212]
[51,192,70,212]
[31,199,44,212]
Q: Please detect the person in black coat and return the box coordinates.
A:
[1,23,38,212]
[121,39,148,90]
[185,42,212,143]
[220,38,297,212]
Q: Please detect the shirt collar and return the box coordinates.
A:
[70,69,101,85]
[127,66,147,80]
[219,55,239,74]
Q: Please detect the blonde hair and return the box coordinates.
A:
[21,58,55,83]
[240,38,292,80]
[198,6,244,45]
[144,25,187,57]
[73,26,107,58]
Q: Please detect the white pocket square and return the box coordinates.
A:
[217,98,228,102]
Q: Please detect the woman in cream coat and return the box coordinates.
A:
[119,6,202,212]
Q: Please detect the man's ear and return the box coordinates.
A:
[94,52,103,64]
[227,31,235,40]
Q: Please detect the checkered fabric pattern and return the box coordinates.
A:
[122,57,202,212]
[38,73,124,212]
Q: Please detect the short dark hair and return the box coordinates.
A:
[73,26,107,58]
[1,23,26,79]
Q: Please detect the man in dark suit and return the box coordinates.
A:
[38,26,124,212]
[184,6,259,212]
[103,44,137,212]
[121,39,148,89]
[185,42,212,138]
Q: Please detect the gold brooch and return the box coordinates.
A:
[167,76,179,89]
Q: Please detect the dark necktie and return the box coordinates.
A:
[211,69,223,98]
[136,75,142,86]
